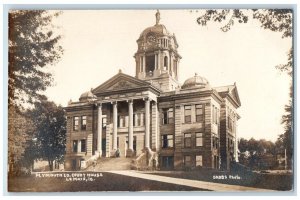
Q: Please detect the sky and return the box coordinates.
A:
[45,10,292,142]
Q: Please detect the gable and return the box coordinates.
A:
[230,85,241,106]
[92,72,154,95]
[213,84,241,107]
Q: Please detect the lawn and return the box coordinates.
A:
[8,172,208,192]
[150,170,293,191]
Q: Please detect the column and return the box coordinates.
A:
[154,54,157,69]
[113,102,118,150]
[128,100,134,153]
[151,101,158,150]
[145,98,150,148]
[140,56,143,72]
[143,54,146,73]
[158,51,161,70]
[97,104,102,156]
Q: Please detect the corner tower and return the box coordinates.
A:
[134,10,182,92]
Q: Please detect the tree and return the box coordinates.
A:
[9,10,63,108]
[8,10,63,175]
[197,9,293,168]
[8,105,34,175]
[28,96,66,171]
[238,137,278,169]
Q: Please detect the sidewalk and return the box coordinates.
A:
[108,170,276,192]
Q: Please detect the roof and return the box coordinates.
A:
[92,70,161,96]
[213,83,241,107]
[181,73,210,90]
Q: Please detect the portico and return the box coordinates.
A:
[92,72,160,158]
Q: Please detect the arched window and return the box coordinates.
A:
[164,56,168,70]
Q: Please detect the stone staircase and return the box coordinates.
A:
[85,157,134,171]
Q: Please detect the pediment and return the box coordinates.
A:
[92,72,152,94]
[214,84,241,107]
[230,86,241,106]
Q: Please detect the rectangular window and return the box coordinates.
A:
[184,155,191,167]
[162,108,174,124]
[168,108,174,124]
[217,108,219,124]
[212,105,215,124]
[133,114,136,126]
[73,117,79,131]
[120,116,126,127]
[195,104,203,122]
[196,155,203,167]
[196,132,203,147]
[81,139,86,152]
[102,116,107,128]
[184,133,192,148]
[162,134,174,148]
[81,116,87,130]
[214,107,218,124]
[73,140,78,152]
[184,105,191,123]
[137,114,140,126]
[162,110,168,124]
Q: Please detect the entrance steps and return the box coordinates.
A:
[86,157,134,171]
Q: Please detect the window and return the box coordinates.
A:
[133,114,136,126]
[196,155,203,167]
[214,107,218,124]
[162,108,174,124]
[212,105,215,123]
[102,116,107,128]
[137,114,140,126]
[212,136,218,149]
[168,108,174,124]
[81,116,87,130]
[118,116,126,128]
[184,105,191,123]
[184,155,191,167]
[162,134,174,148]
[217,108,219,124]
[81,139,86,152]
[228,116,233,131]
[196,132,203,147]
[73,140,78,152]
[162,110,168,124]
[73,117,79,131]
[164,56,168,70]
[196,104,203,122]
[184,133,192,148]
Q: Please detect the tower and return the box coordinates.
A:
[134,10,182,92]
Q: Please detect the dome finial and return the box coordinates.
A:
[155,9,160,25]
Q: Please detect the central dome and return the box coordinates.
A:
[182,73,210,89]
[138,10,172,41]
[139,24,171,39]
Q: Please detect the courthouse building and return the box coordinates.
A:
[64,11,241,171]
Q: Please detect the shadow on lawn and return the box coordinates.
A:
[151,169,293,191]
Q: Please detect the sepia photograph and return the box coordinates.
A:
[7,7,294,193]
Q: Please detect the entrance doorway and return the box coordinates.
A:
[102,139,106,157]
[161,156,174,170]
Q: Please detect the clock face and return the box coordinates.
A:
[147,35,156,43]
